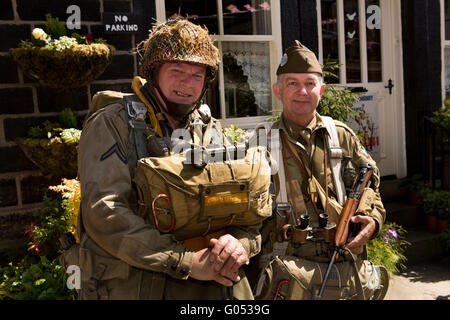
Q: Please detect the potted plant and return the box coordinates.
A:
[422,189,450,233]
[439,225,450,254]
[10,14,115,89]
[16,108,81,179]
[422,188,438,232]
[435,190,450,233]
[0,179,80,300]
[399,174,427,205]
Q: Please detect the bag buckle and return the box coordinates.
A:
[127,101,147,122]
[275,202,292,219]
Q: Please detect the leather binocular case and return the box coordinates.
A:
[280,213,337,245]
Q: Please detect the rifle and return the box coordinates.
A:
[314,163,373,300]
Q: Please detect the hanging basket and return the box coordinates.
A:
[16,137,78,179]
[10,43,115,89]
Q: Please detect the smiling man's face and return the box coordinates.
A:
[273,73,326,127]
[157,62,206,106]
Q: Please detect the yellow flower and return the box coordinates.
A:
[32,28,48,41]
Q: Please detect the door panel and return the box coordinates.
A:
[319,0,405,178]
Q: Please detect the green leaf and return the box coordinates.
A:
[35,279,46,286]
[44,13,66,39]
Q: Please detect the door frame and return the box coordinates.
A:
[316,0,406,178]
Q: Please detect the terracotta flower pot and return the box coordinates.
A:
[426,215,438,233]
[409,192,422,206]
[436,219,449,233]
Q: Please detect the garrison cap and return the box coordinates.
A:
[276,40,322,76]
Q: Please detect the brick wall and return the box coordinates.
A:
[0,0,155,259]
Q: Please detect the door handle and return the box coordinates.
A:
[385,79,394,95]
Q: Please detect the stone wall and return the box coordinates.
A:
[0,0,155,259]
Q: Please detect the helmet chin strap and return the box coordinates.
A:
[153,80,208,123]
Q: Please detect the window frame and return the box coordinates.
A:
[441,0,449,102]
[154,0,283,129]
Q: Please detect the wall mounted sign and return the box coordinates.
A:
[103,13,140,34]
[349,93,381,162]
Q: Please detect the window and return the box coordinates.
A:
[318,0,382,85]
[155,0,282,128]
[443,0,450,99]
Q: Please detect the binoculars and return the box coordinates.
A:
[280,213,337,245]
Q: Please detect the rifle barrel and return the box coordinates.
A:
[314,248,338,300]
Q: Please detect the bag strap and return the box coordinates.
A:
[344,248,367,300]
[372,265,389,300]
[255,122,288,204]
[321,116,346,206]
[121,95,151,178]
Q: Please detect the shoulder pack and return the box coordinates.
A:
[86,90,276,249]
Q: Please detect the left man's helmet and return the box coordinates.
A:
[138,19,220,82]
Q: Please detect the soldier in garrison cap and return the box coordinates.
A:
[74,20,264,300]
[248,41,387,300]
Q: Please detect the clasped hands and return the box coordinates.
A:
[190,234,248,286]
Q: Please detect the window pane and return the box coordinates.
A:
[446,0,450,40]
[165,0,218,34]
[204,76,221,119]
[222,42,271,118]
[445,47,450,98]
[222,0,272,35]
[321,0,339,84]
[344,0,361,83]
[366,0,382,82]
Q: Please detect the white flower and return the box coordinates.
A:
[32,28,48,41]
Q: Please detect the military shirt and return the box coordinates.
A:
[253,113,385,264]
[275,113,385,229]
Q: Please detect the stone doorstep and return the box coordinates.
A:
[379,179,409,203]
[384,201,421,228]
[402,226,446,266]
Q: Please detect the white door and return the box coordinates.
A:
[317,0,406,178]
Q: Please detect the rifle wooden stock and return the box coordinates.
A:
[334,164,373,250]
[334,198,359,248]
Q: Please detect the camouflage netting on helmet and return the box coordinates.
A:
[137,19,220,81]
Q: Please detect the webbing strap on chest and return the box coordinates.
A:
[321,116,346,206]
[256,118,346,209]
[121,95,151,177]
[255,122,288,203]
